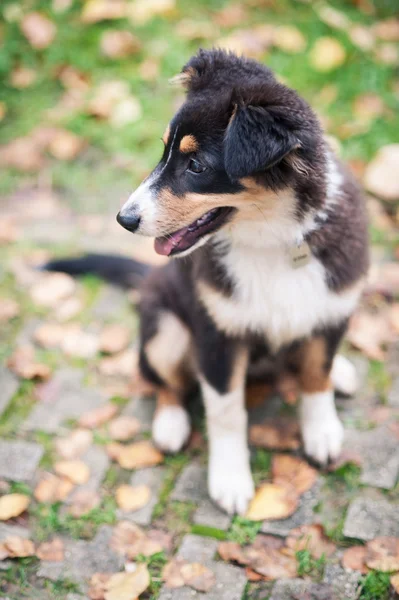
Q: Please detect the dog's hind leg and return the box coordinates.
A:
[140,311,192,453]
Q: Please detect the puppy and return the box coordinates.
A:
[46,49,369,515]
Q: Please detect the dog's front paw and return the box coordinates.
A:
[208,458,254,515]
[301,415,344,465]
[152,405,191,454]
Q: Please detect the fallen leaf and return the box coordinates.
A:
[99,349,137,377]
[88,80,130,118]
[79,403,118,429]
[67,489,101,517]
[54,460,90,485]
[116,484,151,512]
[0,298,19,322]
[367,262,399,297]
[104,564,150,600]
[108,416,140,441]
[30,273,75,307]
[10,66,37,89]
[4,536,35,557]
[60,325,99,359]
[274,26,307,53]
[374,43,399,66]
[110,521,171,558]
[284,525,336,559]
[353,93,385,123]
[109,97,142,128]
[127,0,176,25]
[7,346,51,380]
[82,0,127,23]
[349,25,375,51]
[246,483,298,521]
[316,5,350,30]
[0,217,18,243]
[34,323,65,348]
[249,418,301,450]
[373,18,399,42]
[390,304,399,333]
[55,429,93,459]
[101,30,141,59]
[218,541,248,564]
[347,310,394,360]
[310,37,346,71]
[113,440,163,469]
[341,546,368,573]
[364,144,399,202]
[53,0,74,12]
[89,572,112,600]
[218,27,273,59]
[126,532,169,559]
[54,296,83,321]
[138,58,160,81]
[272,455,317,495]
[99,325,130,354]
[20,12,57,49]
[391,573,399,594]
[0,137,44,171]
[181,563,216,592]
[36,538,64,561]
[365,537,399,572]
[175,19,219,41]
[327,449,363,471]
[110,521,146,555]
[0,494,30,520]
[0,102,7,121]
[214,3,247,27]
[48,130,86,160]
[245,567,264,581]
[34,473,75,503]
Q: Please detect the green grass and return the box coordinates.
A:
[0,381,35,437]
[359,571,391,600]
[191,524,227,541]
[152,453,189,519]
[325,462,362,491]
[296,549,326,581]
[251,449,272,486]
[228,516,262,545]
[368,360,392,402]
[136,551,168,600]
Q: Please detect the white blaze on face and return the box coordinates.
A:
[119,173,159,236]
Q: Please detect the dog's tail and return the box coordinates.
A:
[42,253,151,288]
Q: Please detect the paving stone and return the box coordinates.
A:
[171,463,231,530]
[158,535,247,600]
[0,523,32,571]
[122,396,156,431]
[65,446,110,510]
[37,525,123,589]
[323,564,361,600]
[344,425,399,489]
[0,366,19,417]
[15,318,41,346]
[270,579,321,600]
[344,497,399,540]
[389,376,399,407]
[117,466,166,526]
[0,440,44,482]
[92,285,128,319]
[261,480,322,537]
[24,370,106,433]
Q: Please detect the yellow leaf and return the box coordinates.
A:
[104,565,150,600]
[115,441,164,469]
[54,460,90,485]
[0,494,30,521]
[245,483,298,521]
[309,37,346,72]
[116,484,151,512]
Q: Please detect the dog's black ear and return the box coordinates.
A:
[224,104,300,180]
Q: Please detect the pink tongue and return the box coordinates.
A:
[154,226,189,256]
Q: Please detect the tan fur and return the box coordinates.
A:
[169,67,196,88]
[162,125,170,146]
[298,337,331,393]
[229,347,249,392]
[179,134,198,153]
[156,388,182,410]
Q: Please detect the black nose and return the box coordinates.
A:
[116,211,141,233]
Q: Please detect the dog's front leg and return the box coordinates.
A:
[197,333,254,515]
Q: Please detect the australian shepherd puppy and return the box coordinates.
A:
[46,49,369,515]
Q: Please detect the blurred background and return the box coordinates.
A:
[0,2,399,599]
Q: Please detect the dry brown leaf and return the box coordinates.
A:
[180,562,216,592]
[214,3,247,27]
[0,298,20,322]
[274,26,306,53]
[284,525,336,559]
[54,460,90,485]
[55,296,83,322]
[0,137,44,171]
[127,0,176,25]
[309,37,346,71]
[218,541,248,564]
[110,521,147,555]
[60,325,99,359]
[110,521,171,558]
[0,217,18,243]
[175,19,219,41]
[347,310,394,360]
[55,429,93,459]
[104,564,150,600]
[21,12,57,49]
[108,416,140,441]
[349,25,375,51]
[272,454,317,495]
[245,567,264,581]
[249,418,301,450]
[89,572,112,600]
[374,18,399,42]
[218,27,272,59]
[114,440,164,469]
[99,349,137,377]
[36,538,64,561]
[81,0,127,23]
[0,494,30,521]
[364,144,399,202]
[138,58,160,82]
[0,543,9,561]
[99,325,130,354]
[101,30,141,59]
[34,473,75,503]
[116,484,151,512]
[4,536,35,558]
[341,546,368,573]
[391,573,399,594]
[353,93,385,123]
[48,130,86,160]
[7,346,51,380]
[316,5,350,30]
[30,273,75,307]
[246,483,298,521]
[67,489,101,517]
[365,537,399,572]
[375,43,399,65]
[126,534,166,559]
[163,558,186,587]
[390,304,399,333]
[10,66,37,89]
[79,403,118,429]
[34,323,65,348]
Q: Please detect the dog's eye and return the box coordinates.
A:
[188,159,206,174]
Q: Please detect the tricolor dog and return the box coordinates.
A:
[46,49,369,515]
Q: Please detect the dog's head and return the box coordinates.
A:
[118,49,326,257]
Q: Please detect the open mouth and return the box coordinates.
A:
[154,207,234,256]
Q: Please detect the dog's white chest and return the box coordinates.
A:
[199,243,361,349]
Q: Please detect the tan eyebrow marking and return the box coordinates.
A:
[162,124,171,145]
[179,134,199,153]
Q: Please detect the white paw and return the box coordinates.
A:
[152,405,191,454]
[208,458,255,515]
[331,354,358,396]
[301,414,344,464]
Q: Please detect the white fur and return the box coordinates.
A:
[119,175,158,235]
[200,379,254,515]
[331,354,358,396]
[300,389,344,464]
[152,405,191,453]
